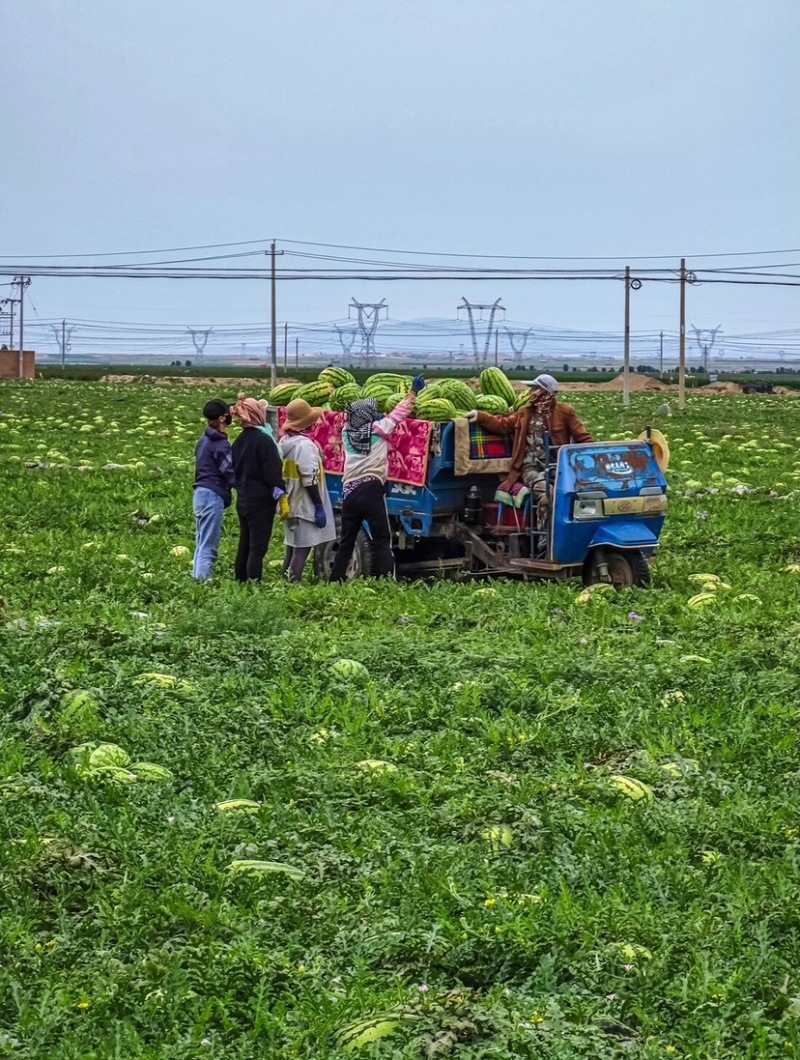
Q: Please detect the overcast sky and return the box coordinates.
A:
[2,0,798,355]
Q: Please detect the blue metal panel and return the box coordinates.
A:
[551,442,667,565]
[589,523,661,549]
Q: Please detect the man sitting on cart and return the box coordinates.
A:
[467,374,593,522]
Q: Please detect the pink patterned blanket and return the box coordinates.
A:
[278,410,433,487]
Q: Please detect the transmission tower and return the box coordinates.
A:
[51,321,75,368]
[348,299,387,368]
[335,324,359,367]
[504,326,533,362]
[457,298,506,371]
[691,325,722,372]
[187,327,213,358]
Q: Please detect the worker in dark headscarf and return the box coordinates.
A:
[329,376,425,581]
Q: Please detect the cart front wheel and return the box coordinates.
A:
[583,548,651,589]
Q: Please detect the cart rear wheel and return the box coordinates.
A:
[313,523,372,581]
[583,548,650,589]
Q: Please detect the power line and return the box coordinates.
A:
[5,233,800,264]
[277,237,800,262]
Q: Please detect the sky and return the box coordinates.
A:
[2,0,798,361]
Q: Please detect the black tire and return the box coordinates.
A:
[313,521,372,581]
[583,548,651,589]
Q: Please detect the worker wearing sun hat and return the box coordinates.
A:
[278,398,336,581]
[466,373,593,517]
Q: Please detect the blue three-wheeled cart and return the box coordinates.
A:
[307,416,668,588]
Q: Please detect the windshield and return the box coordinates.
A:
[566,443,662,491]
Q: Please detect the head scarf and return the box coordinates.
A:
[231,397,266,429]
[344,398,380,455]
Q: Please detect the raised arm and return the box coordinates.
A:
[374,376,424,437]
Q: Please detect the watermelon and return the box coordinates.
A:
[480,367,516,406]
[361,383,395,411]
[365,373,411,392]
[88,743,131,769]
[129,762,173,782]
[513,389,531,411]
[475,394,511,414]
[414,397,458,422]
[330,659,370,682]
[293,381,333,405]
[330,384,363,411]
[439,379,477,411]
[384,392,405,413]
[419,383,446,401]
[267,383,299,407]
[319,366,356,388]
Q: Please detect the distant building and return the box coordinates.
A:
[0,349,35,379]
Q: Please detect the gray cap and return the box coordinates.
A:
[519,373,559,395]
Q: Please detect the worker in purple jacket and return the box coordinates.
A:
[192,399,236,580]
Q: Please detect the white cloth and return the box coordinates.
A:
[280,432,335,546]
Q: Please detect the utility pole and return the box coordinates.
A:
[622,267,641,407]
[294,336,299,370]
[623,266,631,407]
[270,241,278,389]
[679,258,687,408]
[0,297,19,350]
[15,277,31,379]
[494,327,499,367]
[284,321,288,371]
[659,331,664,375]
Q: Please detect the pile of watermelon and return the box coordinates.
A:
[267,366,530,422]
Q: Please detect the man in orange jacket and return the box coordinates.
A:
[467,373,593,507]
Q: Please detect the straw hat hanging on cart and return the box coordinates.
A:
[638,429,670,472]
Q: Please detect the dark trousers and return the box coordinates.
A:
[330,478,394,582]
[235,497,276,582]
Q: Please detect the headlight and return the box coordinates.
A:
[573,497,604,520]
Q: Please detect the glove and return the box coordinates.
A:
[278,495,291,521]
[465,409,479,423]
[272,486,284,501]
[313,504,327,529]
[411,375,425,394]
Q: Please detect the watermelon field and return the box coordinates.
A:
[1,380,799,1059]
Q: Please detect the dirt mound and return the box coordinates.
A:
[702,382,742,393]
[559,374,666,393]
[99,375,281,389]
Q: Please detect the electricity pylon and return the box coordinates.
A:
[51,320,75,368]
[187,327,213,358]
[457,298,505,371]
[691,325,722,372]
[335,324,359,366]
[504,326,533,360]
[349,299,387,368]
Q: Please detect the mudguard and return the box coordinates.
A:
[588,523,660,550]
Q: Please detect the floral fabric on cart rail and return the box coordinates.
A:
[278,409,433,487]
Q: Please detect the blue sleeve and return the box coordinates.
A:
[215,440,236,486]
